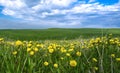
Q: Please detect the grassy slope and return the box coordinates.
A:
[0,28,120,41]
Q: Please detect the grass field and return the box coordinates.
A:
[0,28,120,73]
[0,28,120,40]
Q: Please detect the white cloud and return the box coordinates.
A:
[34,9,60,18]
[0,0,26,9]
[49,0,77,7]
[32,0,77,11]
[2,8,15,16]
[70,3,120,14]
[40,2,120,18]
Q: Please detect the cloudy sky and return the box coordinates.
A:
[0,0,120,29]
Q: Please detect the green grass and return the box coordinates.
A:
[1,28,120,73]
[1,35,120,73]
[0,28,120,40]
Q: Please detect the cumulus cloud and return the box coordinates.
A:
[0,0,120,28]
[0,0,26,9]
[1,0,120,18]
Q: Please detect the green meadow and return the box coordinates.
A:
[0,28,120,73]
[0,28,120,40]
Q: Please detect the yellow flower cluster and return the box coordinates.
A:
[26,41,40,56]
[1,34,120,72]
[48,44,58,53]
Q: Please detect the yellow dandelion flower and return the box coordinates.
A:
[27,48,31,52]
[12,51,17,55]
[92,58,97,62]
[54,63,58,68]
[76,51,81,56]
[116,58,120,61]
[15,40,23,46]
[66,53,70,56]
[94,67,98,71]
[63,49,67,53]
[48,46,52,49]
[29,51,34,55]
[111,54,115,58]
[52,44,56,49]
[44,61,49,66]
[34,47,39,52]
[0,38,4,41]
[60,47,66,53]
[27,43,32,47]
[36,44,40,47]
[70,60,77,67]
[49,49,54,53]
[68,49,74,52]
[40,44,44,48]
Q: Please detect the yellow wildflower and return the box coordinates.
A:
[27,48,31,52]
[48,46,52,49]
[12,51,17,55]
[36,44,40,47]
[54,63,58,68]
[92,58,97,62]
[60,47,67,53]
[66,53,70,56]
[70,60,77,67]
[52,44,56,49]
[76,51,81,56]
[27,43,32,47]
[40,44,44,48]
[34,47,39,52]
[29,51,34,55]
[111,54,115,58]
[49,49,54,53]
[15,40,23,46]
[116,58,120,61]
[29,41,32,43]
[68,49,74,52]
[0,38,4,41]
[94,67,98,71]
[44,61,49,66]
[63,49,67,53]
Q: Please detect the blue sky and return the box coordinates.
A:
[0,0,120,29]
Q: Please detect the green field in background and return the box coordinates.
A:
[0,28,120,40]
